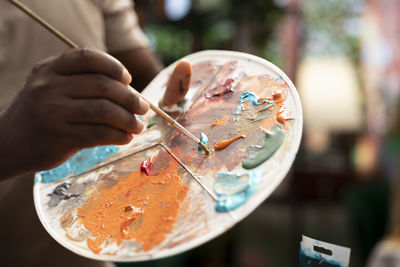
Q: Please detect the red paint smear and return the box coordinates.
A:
[77,156,189,253]
[140,156,153,176]
[213,135,246,150]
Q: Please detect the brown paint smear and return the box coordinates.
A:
[77,156,189,253]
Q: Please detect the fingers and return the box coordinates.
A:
[66,99,145,134]
[63,74,149,115]
[52,48,132,85]
[160,60,192,106]
[71,124,134,147]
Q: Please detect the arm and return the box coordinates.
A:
[101,0,163,92]
[113,47,163,92]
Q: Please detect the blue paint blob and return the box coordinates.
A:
[137,115,145,121]
[214,169,262,212]
[233,116,240,126]
[258,103,274,112]
[198,132,213,153]
[250,113,272,123]
[35,145,120,183]
[234,104,243,115]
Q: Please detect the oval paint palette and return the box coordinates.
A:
[33,50,303,261]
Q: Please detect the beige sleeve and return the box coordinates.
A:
[100,0,150,53]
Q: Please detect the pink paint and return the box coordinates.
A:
[205,78,235,98]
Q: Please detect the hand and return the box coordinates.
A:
[0,48,149,180]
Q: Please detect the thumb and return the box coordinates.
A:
[159,60,192,106]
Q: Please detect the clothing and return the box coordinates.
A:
[0,0,149,112]
[0,1,149,266]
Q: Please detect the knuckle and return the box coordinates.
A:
[26,75,54,98]
[77,48,93,61]
[62,48,94,66]
[30,79,49,94]
[31,61,47,74]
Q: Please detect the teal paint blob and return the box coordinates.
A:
[242,127,286,169]
[234,104,243,115]
[250,113,272,123]
[198,132,208,151]
[233,116,240,126]
[198,132,213,153]
[258,103,273,112]
[239,92,269,106]
[235,91,264,115]
[234,91,272,120]
[200,132,208,145]
[35,145,119,183]
[137,115,145,121]
[214,169,262,212]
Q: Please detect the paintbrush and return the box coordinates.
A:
[7,0,210,154]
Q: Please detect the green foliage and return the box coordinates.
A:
[144,25,193,65]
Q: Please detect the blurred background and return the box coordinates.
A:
[120,0,400,266]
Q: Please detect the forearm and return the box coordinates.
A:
[113,47,163,92]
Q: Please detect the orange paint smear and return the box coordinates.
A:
[213,135,246,150]
[276,106,287,128]
[237,77,288,132]
[210,116,229,127]
[77,156,189,253]
[272,89,284,103]
[260,90,286,130]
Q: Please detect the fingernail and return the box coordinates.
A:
[122,67,132,85]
